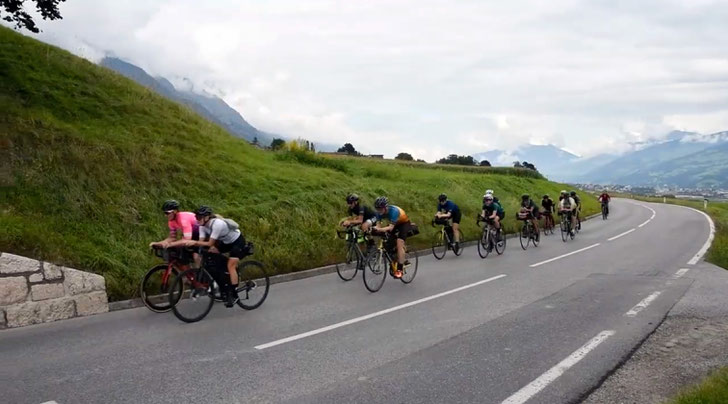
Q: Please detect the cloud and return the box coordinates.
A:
[10,0,728,160]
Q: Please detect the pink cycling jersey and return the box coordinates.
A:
[168,211,198,240]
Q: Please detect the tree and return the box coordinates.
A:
[480,160,491,167]
[522,161,538,171]
[395,152,414,161]
[513,161,523,168]
[1,0,66,33]
[270,138,286,150]
[437,154,477,166]
[337,143,360,156]
[416,159,426,163]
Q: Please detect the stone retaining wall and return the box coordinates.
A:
[0,252,109,329]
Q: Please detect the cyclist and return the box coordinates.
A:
[485,189,500,204]
[480,194,505,240]
[517,194,540,240]
[541,194,555,231]
[373,197,412,279]
[435,193,461,249]
[149,200,199,248]
[340,194,378,233]
[559,191,577,236]
[185,206,246,307]
[570,191,582,230]
[598,191,611,216]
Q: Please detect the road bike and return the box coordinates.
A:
[559,211,576,242]
[335,226,373,281]
[541,211,555,235]
[601,202,609,220]
[518,215,540,250]
[168,242,270,323]
[141,247,194,312]
[431,218,464,260]
[476,216,506,259]
[363,230,419,293]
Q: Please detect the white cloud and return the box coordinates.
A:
[9,0,728,160]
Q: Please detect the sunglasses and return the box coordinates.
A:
[164,210,174,215]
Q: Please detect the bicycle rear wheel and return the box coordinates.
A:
[477,228,490,259]
[363,250,387,293]
[400,248,418,284]
[170,268,215,323]
[336,242,360,281]
[236,260,270,310]
[431,230,447,260]
[452,229,465,256]
[140,264,178,313]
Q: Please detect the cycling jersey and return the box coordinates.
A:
[542,198,555,213]
[573,195,581,206]
[168,211,199,240]
[521,199,538,212]
[349,204,377,222]
[378,205,409,224]
[438,200,460,215]
[483,201,505,217]
[200,217,242,245]
[559,197,577,211]
[599,193,611,203]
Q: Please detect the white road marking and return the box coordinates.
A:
[254,274,507,350]
[501,330,616,404]
[628,201,656,227]
[678,207,716,265]
[638,219,650,228]
[40,401,59,404]
[673,268,690,279]
[624,291,662,317]
[607,228,636,241]
[529,243,601,268]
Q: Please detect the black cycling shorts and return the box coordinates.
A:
[393,221,413,241]
[451,210,462,224]
[216,235,247,259]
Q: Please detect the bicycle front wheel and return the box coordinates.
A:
[336,243,360,281]
[400,248,419,284]
[170,268,215,323]
[431,231,447,260]
[519,225,529,250]
[236,260,270,310]
[140,264,178,313]
[477,228,490,259]
[363,250,387,293]
[560,219,568,242]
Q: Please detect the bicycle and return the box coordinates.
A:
[476,216,506,259]
[601,202,609,220]
[431,218,464,260]
[168,242,270,323]
[141,247,194,312]
[517,213,540,250]
[559,211,576,242]
[335,226,372,281]
[541,211,555,235]
[363,230,419,293]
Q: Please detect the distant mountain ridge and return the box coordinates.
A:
[472,144,580,180]
[100,57,275,145]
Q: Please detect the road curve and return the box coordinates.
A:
[0,198,716,404]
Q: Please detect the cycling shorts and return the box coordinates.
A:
[216,234,247,259]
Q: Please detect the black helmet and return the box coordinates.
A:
[570,191,577,196]
[374,196,389,209]
[346,193,359,204]
[438,193,447,202]
[560,190,567,195]
[543,194,549,199]
[162,200,179,212]
[521,194,530,200]
[195,205,213,218]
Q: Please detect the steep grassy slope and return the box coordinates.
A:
[0,27,597,300]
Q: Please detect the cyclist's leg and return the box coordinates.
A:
[531,212,539,233]
[452,210,462,243]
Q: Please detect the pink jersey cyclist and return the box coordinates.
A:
[168,211,199,240]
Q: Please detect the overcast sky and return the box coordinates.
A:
[15,0,728,160]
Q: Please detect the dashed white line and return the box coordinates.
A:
[607,228,636,241]
[254,274,507,350]
[530,243,601,268]
[501,330,616,404]
[624,291,662,317]
[40,401,59,404]
[673,268,690,279]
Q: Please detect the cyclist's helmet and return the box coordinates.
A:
[485,189,494,195]
[346,193,359,204]
[195,205,213,218]
[521,194,530,201]
[162,200,179,212]
[438,193,447,202]
[374,196,389,209]
[560,190,568,195]
[570,191,577,197]
[543,194,549,199]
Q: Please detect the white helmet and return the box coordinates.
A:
[485,189,494,196]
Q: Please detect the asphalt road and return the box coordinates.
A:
[0,198,717,404]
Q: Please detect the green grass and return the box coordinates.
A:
[667,367,728,404]
[621,195,728,270]
[0,27,598,300]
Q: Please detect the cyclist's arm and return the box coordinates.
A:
[345,214,364,226]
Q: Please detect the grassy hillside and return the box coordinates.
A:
[0,27,597,300]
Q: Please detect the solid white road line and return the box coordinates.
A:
[624,291,662,317]
[678,206,716,265]
[673,268,690,279]
[638,219,651,228]
[501,330,616,404]
[254,274,507,350]
[529,243,601,268]
[40,401,59,404]
[607,228,636,241]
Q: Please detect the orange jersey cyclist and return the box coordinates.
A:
[373,196,411,279]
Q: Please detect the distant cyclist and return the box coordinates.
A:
[185,206,246,307]
[570,191,582,230]
[435,193,461,249]
[480,194,505,240]
[598,191,611,216]
[559,191,577,236]
[373,197,412,279]
[541,194,555,230]
[517,194,540,239]
[340,194,377,233]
